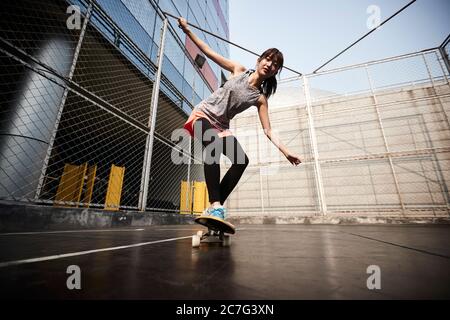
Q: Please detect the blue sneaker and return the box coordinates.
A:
[202,207,214,216]
[210,207,227,220]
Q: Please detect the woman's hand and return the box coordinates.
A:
[178,17,189,33]
[285,152,302,166]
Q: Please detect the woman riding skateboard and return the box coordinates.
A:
[179,17,302,222]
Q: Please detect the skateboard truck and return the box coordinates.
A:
[192,229,231,248]
[193,216,235,248]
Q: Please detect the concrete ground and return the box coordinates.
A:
[0,224,449,299]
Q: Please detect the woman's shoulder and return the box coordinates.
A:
[256,92,267,104]
[240,69,255,76]
[229,66,252,78]
[221,69,247,85]
[228,69,254,82]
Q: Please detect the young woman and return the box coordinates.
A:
[179,18,301,221]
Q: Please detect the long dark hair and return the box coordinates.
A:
[259,48,284,99]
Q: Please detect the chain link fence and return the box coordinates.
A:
[0,0,449,217]
[228,48,450,217]
[0,0,204,212]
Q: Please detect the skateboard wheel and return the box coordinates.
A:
[192,235,201,248]
[222,235,231,247]
[197,231,203,237]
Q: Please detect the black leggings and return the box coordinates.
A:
[194,118,249,205]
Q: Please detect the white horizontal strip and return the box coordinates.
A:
[0,236,192,268]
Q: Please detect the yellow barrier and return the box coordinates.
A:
[82,165,97,208]
[104,164,125,211]
[180,180,209,215]
[55,163,126,210]
[204,184,209,210]
[193,181,208,215]
[55,163,87,207]
[179,180,193,214]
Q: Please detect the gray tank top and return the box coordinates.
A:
[196,69,261,130]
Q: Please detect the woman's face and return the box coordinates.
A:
[257,54,281,79]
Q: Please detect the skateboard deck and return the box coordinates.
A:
[195,216,235,234]
[192,216,235,248]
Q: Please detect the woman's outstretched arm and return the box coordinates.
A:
[178,17,245,76]
[257,95,302,166]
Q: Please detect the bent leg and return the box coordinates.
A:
[219,135,249,205]
[193,118,222,204]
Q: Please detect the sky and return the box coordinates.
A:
[228,0,450,78]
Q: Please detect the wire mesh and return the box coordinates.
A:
[0,0,208,212]
[225,78,319,215]
[145,11,212,212]
[393,154,450,211]
[0,0,449,217]
[0,0,84,202]
[223,48,450,216]
[303,49,449,215]
[321,159,401,211]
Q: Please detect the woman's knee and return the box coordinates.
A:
[233,154,249,171]
[243,154,249,167]
[224,138,247,165]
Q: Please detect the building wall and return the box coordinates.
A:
[88,0,229,110]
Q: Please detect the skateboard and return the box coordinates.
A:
[192,216,235,248]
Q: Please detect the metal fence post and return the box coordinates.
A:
[34,2,93,200]
[422,52,450,130]
[259,167,265,215]
[438,45,450,76]
[436,49,450,85]
[256,114,265,215]
[423,52,450,211]
[364,65,406,213]
[138,19,168,211]
[303,76,327,215]
[186,71,196,213]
